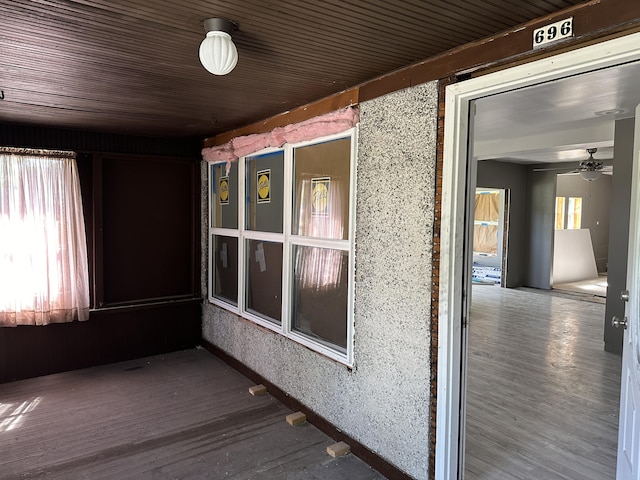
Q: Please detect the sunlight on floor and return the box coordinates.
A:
[579,281,608,292]
[0,397,42,432]
[553,277,608,297]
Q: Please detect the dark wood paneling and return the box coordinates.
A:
[0,300,201,384]
[89,154,105,308]
[100,154,198,305]
[2,0,588,138]
[0,123,200,158]
[76,153,95,307]
[0,125,203,383]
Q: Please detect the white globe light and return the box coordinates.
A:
[199,30,238,75]
[579,170,602,181]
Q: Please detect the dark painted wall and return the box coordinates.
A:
[525,170,557,289]
[476,160,528,287]
[604,118,635,354]
[0,123,203,383]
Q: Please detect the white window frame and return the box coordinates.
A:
[208,128,358,366]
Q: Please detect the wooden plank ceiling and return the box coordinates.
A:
[0,0,586,139]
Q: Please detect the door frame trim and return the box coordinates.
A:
[436,31,640,480]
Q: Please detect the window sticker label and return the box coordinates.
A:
[220,242,228,268]
[255,242,267,272]
[311,177,330,217]
[257,169,271,204]
[219,176,229,205]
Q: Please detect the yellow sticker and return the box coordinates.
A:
[219,176,229,205]
[257,169,270,204]
[311,177,330,216]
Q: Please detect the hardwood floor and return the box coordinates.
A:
[1,288,621,480]
[0,348,385,480]
[464,285,622,480]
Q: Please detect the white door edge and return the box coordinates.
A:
[436,31,640,480]
[615,103,640,480]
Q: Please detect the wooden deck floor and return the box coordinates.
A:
[0,348,385,480]
[465,285,622,480]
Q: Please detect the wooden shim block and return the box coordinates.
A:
[327,441,351,458]
[286,411,307,426]
[248,384,267,396]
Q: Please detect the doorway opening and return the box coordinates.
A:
[436,32,640,480]
[465,68,631,476]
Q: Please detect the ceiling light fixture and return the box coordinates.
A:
[579,147,603,181]
[594,108,625,117]
[199,18,238,75]
[579,169,602,181]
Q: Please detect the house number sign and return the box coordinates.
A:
[533,17,573,48]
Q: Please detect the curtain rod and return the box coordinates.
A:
[0,146,76,158]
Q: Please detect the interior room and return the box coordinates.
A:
[465,59,640,478]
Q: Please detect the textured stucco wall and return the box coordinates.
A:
[201,81,438,479]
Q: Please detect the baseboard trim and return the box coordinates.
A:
[200,339,413,480]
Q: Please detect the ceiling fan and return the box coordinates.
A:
[533,147,607,181]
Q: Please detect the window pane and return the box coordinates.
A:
[555,196,566,230]
[292,138,351,239]
[211,162,238,229]
[292,245,348,350]
[246,151,284,233]
[567,197,582,229]
[475,191,499,222]
[213,235,238,304]
[245,239,282,323]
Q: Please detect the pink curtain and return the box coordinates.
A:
[0,149,90,326]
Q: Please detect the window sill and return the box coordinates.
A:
[91,296,202,314]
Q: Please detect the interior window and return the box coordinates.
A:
[0,148,89,327]
[208,131,356,364]
[567,196,582,229]
[555,196,582,229]
[555,196,566,230]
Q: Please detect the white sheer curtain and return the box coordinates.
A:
[295,176,345,289]
[0,148,90,326]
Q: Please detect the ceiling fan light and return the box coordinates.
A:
[579,170,601,181]
[199,18,238,76]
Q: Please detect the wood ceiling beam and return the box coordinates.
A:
[203,0,640,148]
[208,88,359,146]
